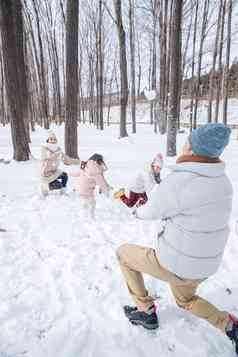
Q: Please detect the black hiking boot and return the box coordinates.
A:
[123,305,159,330]
[226,315,238,355]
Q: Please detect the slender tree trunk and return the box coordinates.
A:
[182,3,193,76]
[166,0,183,157]
[152,33,157,134]
[0,44,5,125]
[129,0,136,134]
[78,45,83,123]
[223,0,232,125]
[148,44,153,124]
[98,0,104,130]
[52,28,62,117]
[0,0,30,160]
[107,57,117,126]
[164,0,173,131]
[189,0,199,131]
[158,0,168,134]
[65,0,79,158]
[208,0,223,123]
[215,0,226,123]
[113,0,128,138]
[95,36,100,128]
[193,0,209,129]
[137,34,142,97]
[23,1,43,125]
[32,1,49,129]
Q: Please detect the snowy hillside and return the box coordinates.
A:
[0,123,238,357]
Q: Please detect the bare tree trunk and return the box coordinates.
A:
[78,45,83,123]
[189,0,199,131]
[23,0,43,124]
[207,0,223,123]
[129,0,136,134]
[88,57,95,124]
[0,0,30,160]
[137,34,142,97]
[23,31,31,142]
[98,0,104,130]
[60,0,66,24]
[65,0,79,158]
[0,43,6,125]
[107,57,117,126]
[148,43,153,125]
[152,31,157,134]
[158,0,168,134]
[223,0,232,125]
[113,0,128,138]
[193,0,209,129]
[164,0,173,131]
[95,31,100,128]
[214,0,226,123]
[166,0,183,157]
[52,28,62,117]
[32,0,49,129]
[182,2,193,76]
[61,10,66,118]
[152,1,159,134]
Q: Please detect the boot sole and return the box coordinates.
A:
[129,319,159,330]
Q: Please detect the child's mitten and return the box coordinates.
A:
[114,188,125,200]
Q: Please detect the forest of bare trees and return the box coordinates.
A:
[0,0,237,160]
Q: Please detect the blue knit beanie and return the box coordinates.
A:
[190,123,231,158]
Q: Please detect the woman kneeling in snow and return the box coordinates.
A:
[114,153,163,208]
[40,131,80,195]
[70,153,112,218]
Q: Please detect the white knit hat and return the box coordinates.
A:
[152,153,164,169]
[46,130,57,142]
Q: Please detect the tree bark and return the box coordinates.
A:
[214,0,226,123]
[166,0,183,157]
[113,0,128,138]
[223,0,232,125]
[129,0,136,134]
[158,0,168,134]
[98,0,104,130]
[65,0,79,158]
[32,0,49,129]
[193,0,209,129]
[207,0,223,123]
[0,0,30,160]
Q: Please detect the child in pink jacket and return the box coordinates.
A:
[70,153,112,218]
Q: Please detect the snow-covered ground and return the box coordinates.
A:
[0,122,238,357]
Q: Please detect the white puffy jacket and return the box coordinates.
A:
[137,161,233,279]
[129,165,156,193]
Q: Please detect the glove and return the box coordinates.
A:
[113,188,125,200]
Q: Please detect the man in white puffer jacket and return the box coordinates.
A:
[117,123,238,355]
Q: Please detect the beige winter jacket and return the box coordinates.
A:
[41,144,80,184]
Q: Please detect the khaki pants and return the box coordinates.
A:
[117,244,229,334]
